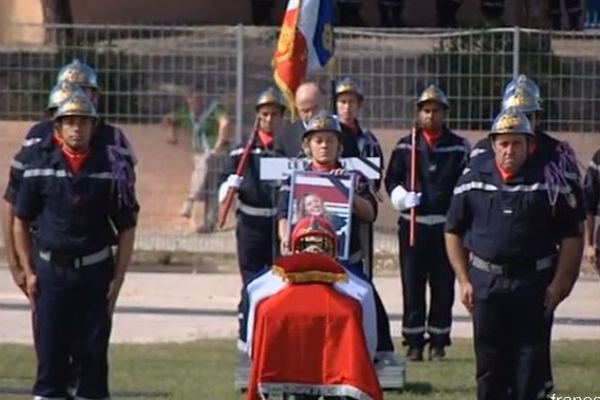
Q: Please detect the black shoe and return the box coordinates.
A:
[406,346,423,361]
[429,345,446,361]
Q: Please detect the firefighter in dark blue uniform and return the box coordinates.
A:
[12,92,139,400]
[218,87,285,284]
[445,108,582,400]
[4,60,136,296]
[3,62,136,399]
[335,77,383,279]
[276,112,396,363]
[468,79,584,398]
[384,85,469,361]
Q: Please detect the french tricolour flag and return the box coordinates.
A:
[273,0,335,117]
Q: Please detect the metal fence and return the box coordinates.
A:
[2,23,600,255]
[3,24,600,132]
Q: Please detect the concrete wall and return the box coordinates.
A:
[1,120,598,235]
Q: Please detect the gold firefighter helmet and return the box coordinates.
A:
[47,81,86,111]
[303,111,342,139]
[489,108,533,137]
[53,91,98,121]
[416,84,449,108]
[501,87,542,113]
[255,87,286,111]
[56,59,99,90]
[291,215,337,256]
[335,77,364,101]
[503,74,541,102]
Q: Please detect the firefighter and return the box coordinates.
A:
[334,77,383,279]
[470,77,583,400]
[335,77,383,176]
[13,91,139,400]
[4,59,136,295]
[54,59,137,169]
[384,84,469,361]
[277,111,396,364]
[445,108,582,400]
[218,86,285,284]
[3,60,136,399]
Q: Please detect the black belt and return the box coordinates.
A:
[471,255,555,276]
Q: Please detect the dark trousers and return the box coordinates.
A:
[33,256,113,399]
[541,313,554,396]
[236,214,276,285]
[236,214,277,341]
[398,221,454,347]
[470,266,551,400]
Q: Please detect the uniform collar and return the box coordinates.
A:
[307,160,342,171]
[481,156,529,184]
[340,119,363,137]
[417,126,451,150]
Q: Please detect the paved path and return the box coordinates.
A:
[1,269,598,344]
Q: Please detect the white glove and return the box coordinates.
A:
[226,174,243,189]
[390,185,422,211]
[218,174,243,203]
[405,192,421,208]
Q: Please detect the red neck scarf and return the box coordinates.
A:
[55,133,90,174]
[422,129,442,149]
[311,161,336,172]
[495,163,515,182]
[258,130,274,149]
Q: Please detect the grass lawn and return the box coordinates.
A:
[1,339,599,399]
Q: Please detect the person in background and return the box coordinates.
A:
[274,81,324,158]
[164,87,230,233]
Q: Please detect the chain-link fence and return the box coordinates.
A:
[1,23,600,255]
[3,24,600,131]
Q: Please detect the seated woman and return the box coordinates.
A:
[277,112,376,275]
[245,215,382,400]
[275,112,396,364]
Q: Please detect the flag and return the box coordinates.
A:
[273,0,335,118]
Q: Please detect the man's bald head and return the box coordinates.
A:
[295,82,323,123]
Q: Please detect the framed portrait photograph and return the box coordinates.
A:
[287,170,355,260]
